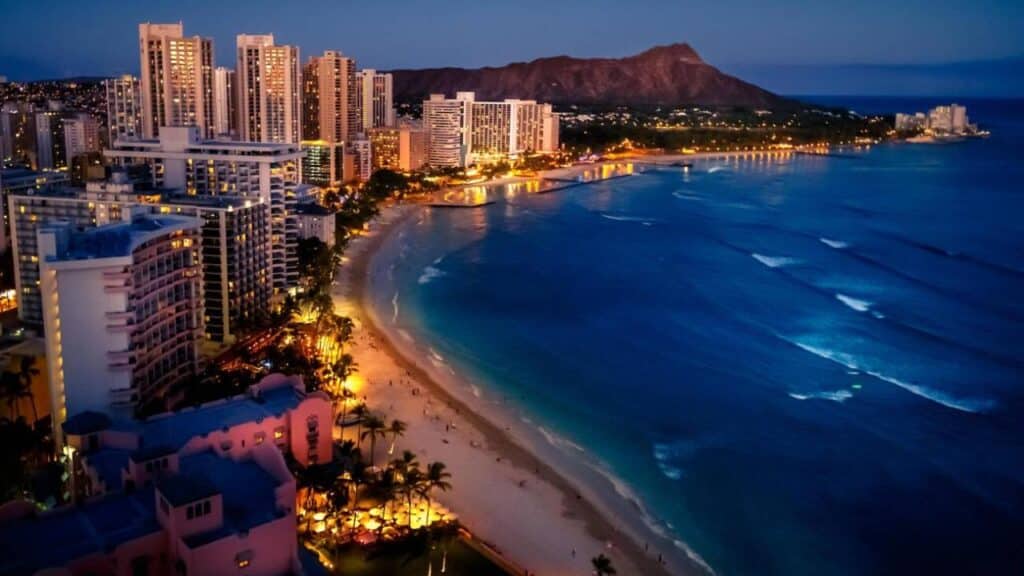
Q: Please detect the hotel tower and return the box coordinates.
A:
[138,22,215,138]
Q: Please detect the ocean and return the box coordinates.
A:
[369,98,1024,575]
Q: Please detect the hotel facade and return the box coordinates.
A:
[138,22,215,138]
[423,91,560,167]
[38,214,204,426]
[104,126,302,293]
[236,35,302,144]
[104,74,143,144]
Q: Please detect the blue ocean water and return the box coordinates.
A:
[371,98,1024,575]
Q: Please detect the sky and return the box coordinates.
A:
[1,0,1022,96]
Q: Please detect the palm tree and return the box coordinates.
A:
[387,419,407,455]
[360,415,388,467]
[348,461,369,533]
[403,466,424,529]
[351,403,369,448]
[390,450,420,479]
[592,554,617,576]
[374,471,398,533]
[16,357,39,424]
[336,388,355,442]
[0,371,25,421]
[421,461,452,527]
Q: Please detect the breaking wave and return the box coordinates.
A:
[418,265,446,285]
[836,293,873,313]
[752,253,801,268]
[600,213,658,225]
[789,390,854,403]
[790,339,996,413]
[820,237,849,249]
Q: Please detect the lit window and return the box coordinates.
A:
[273,427,285,440]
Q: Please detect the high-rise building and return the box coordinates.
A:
[33,110,66,170]
[236,35,302,144]
[369,125,427,172]
[1,102,38,167]
[423,92,473,167]
[300,140,346,188]
[104,74,143,144]
[212,67,238,138]
[356,69,394,130]
[138,22,215,138]
[351,138,372,181]
[38,214,203,422]
[9,177,270,343]
[62,113,101,163]
[305,51,358,144]
[423,92,559,167]
[301,60,320,141]
[105,127,302,294]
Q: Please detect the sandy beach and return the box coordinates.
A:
[332,191,709,574]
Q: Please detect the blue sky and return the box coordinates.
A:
[1,0,1021,96]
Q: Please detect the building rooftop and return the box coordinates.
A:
[130,384,303,452]
[0,488,159,574]
[43,214,201,262]
[295,203,334,216]
[178,450,284,548]
[157,471,219,507]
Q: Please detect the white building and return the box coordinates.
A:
[357,69,395,130]
[295,203,336,246]
[423,92,473,167]
[62,113,101,162]
[104,74,142,144]
[212,67,237,138]
[423,92,559,167]
[39,214,203,425]
[351,137,372,181]
[105,126,303,293]
[236,34,302,144]
[138,22,215,138]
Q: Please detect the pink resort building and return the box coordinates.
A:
[0,374,333,575]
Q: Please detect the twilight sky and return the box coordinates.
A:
[1,0,1022,96]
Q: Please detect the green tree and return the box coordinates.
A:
[360,414,388,467]
[387,418,407,455]
[592,554,617,576]
[421,461,452,526]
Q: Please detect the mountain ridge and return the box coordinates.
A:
[388,43,789,108]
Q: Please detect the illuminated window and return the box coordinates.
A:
[273,427,285,440]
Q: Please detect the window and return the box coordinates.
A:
[273,427,285,440]
[186,506,194,520]
[254,432,265,445]
[203,500,211,515]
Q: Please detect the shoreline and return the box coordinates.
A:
[335,202,702,575]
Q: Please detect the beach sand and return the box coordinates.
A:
[332,200,705,575]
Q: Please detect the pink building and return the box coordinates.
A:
[63,374,333,497]
[0,444,300,576]
[0,374,333,575]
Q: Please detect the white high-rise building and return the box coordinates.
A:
[105,127,302,293]
[38,214,203,423]
[138,22,215,138]
[236,34,302,144]
[104,74,142,143]
[62,114,101,162]
[357,69,394,131]
[351,137,372,181]
[304,51,358,144]
[212,66,237,138]
[423,92,473,167]
[423,92,559,167]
